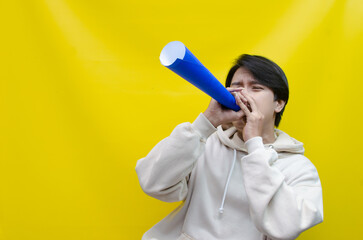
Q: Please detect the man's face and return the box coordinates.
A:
[229,67,282,132]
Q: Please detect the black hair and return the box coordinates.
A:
[225,54,289,127]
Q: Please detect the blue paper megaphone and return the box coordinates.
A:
[159,41,240,111]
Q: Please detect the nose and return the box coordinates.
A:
[242,88,250,94]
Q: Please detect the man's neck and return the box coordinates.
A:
[261,127,276,144]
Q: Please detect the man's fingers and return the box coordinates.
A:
[232,90,248,105]
[236,92,249,108]
[241,91,256,111]
[236,93,251,117]
[227,87,244,93]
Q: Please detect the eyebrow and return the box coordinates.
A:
[231,80,261,85]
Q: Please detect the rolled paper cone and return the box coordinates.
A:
[159,41,240,111]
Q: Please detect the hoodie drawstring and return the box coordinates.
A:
[219,149,237,214]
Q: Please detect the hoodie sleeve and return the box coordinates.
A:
[135,113,216,202]
[241,137,323,240]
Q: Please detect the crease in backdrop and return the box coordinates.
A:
[0,0,362,239]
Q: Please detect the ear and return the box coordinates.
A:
[274,99,286,113]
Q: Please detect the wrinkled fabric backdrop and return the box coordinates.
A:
[0,0,362,239]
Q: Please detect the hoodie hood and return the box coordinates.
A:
[216,126,305,154]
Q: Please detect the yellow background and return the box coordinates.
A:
[1,0,362,239]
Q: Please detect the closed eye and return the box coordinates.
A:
[252,86,264,90]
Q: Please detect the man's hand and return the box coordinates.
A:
[235,90,264,142]
[203,88,245,128]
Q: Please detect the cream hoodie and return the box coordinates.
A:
[136,113,323,240]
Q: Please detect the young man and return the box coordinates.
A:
[136,54,323,240]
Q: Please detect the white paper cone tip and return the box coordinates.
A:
[160,41,186,66]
